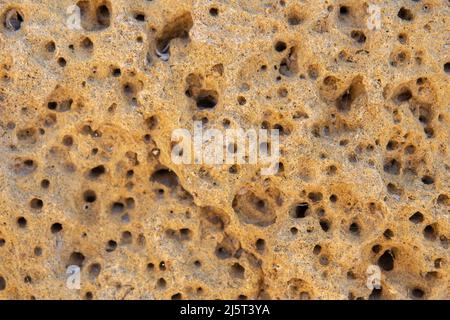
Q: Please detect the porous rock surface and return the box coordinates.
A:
[0,0,448,300]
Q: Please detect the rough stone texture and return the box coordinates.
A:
[0,0,448,300]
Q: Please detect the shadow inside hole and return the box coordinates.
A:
[4,9,23,31]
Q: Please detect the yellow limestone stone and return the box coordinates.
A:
[0,0,448,300]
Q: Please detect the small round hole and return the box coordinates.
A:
[4,9,24,31]
[51,223,63,234]
[58,57,67,67]
[46,41,56,52]
[83,190,97,203]
[444,62,450,74]
[40,179,50,189]
[17,217,27,228]
[275,41,287,52]
[209,8,219,16]
[30,198,43,210]
[398,7,413,21]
